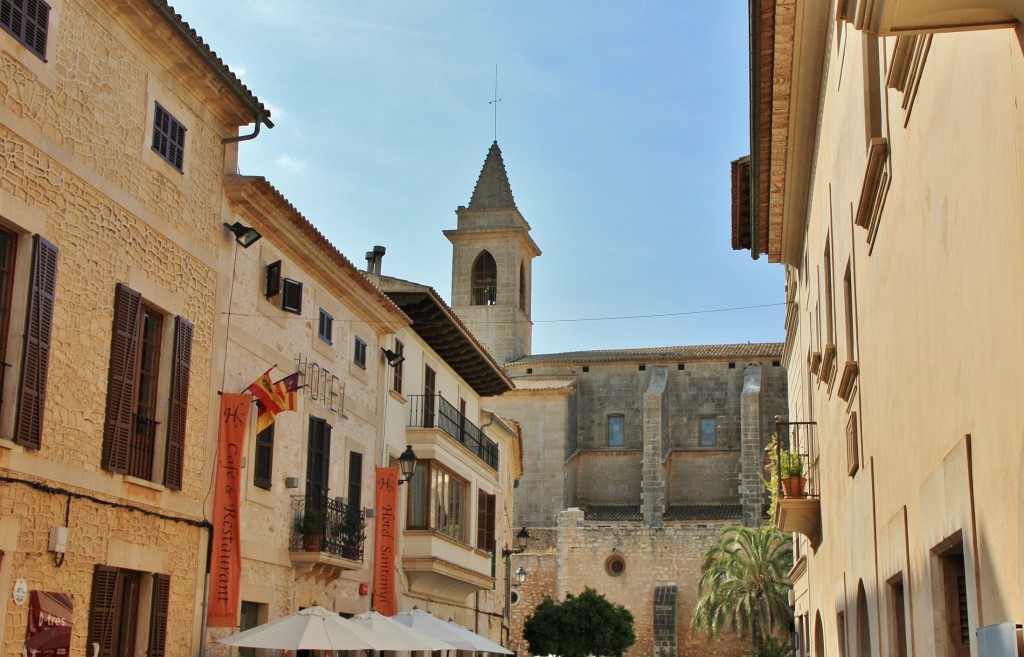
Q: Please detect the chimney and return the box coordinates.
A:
[365,245,386,275]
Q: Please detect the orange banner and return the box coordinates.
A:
[373,467,399,615]
[208,393,250,627]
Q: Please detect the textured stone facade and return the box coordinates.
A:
[0,1,265,655]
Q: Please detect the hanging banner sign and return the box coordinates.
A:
[373,467,399,616]
[25,590,73,656]
[208,393,250,627]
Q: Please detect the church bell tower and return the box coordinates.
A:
[446,142,541,364]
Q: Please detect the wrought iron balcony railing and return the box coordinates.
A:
[407,394,499,470]
[289,495,365,562]
[773,419,819,500]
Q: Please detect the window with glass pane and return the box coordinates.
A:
[699,417,717,447]
[607,415,624,447]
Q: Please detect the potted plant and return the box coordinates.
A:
[334,509,366,559]
[779,449,806,498]
[298,506,325,552]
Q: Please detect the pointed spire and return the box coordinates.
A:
[468,141,517,210]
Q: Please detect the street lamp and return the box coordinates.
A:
[502,527,530,645]
[397,445,418,485]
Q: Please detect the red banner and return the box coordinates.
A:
[208,393,250,627]
[373,467,399,615]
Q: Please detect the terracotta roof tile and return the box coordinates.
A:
[510,375,577,391]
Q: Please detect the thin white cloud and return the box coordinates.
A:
[275,153,307,172]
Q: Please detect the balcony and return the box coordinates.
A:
[407,395,499,470]
[773,419,821,549]
[288,496,365,583]
[401,529,494,603]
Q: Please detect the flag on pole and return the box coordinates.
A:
[274,372,300,414]
[246,368,301,433]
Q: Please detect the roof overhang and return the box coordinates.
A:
[224,176,409,333]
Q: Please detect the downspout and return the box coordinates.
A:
[222,113,267,144]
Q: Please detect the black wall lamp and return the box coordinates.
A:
[224,221,262,248]
[397,445,418,485]
[502,526,530,556]
[382,348,405,368]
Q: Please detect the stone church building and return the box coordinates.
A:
[445,142,789,657]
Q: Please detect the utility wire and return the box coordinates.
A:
[222,301,787,326]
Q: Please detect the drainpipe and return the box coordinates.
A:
[222,112,268,144]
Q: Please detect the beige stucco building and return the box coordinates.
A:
[0,0,270,655]
[733,2,1024,656]
[367,268,521,642]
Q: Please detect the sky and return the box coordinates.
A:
[169,1,785,354]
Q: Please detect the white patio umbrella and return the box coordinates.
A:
[351,610,457,651]
[391,608,514,654]
[219,605,428,651]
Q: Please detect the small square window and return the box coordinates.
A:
[608,415,624,447]
[318,309,333,344]
[353,337,367,368]
[699,418,717,447]
[1,0,49,60]
[281,279,302,314]
[152,103,186,172]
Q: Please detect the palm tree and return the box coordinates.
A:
[691,526,793,657]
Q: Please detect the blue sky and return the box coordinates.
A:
[170,1,785,354]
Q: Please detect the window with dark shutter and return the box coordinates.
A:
[102,284,143,474]
[152,103,186,172]
[477,490,496,552]
[305,416,331,502]
[164,316,192,490]
[0,0,49,60]
[347,452,362,509]
[392,339,404,394]
[353,337,366,368]
[282,278,302,314]
[318,308,333,343]
[147,574,171,657]
[253,425,274,489]
[265,260,281,297]
[87,564,121,657]
[14,234,57,449]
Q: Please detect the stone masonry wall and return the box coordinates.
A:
[510,510,751,657]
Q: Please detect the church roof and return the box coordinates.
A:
[508,343,783,366]
[467,141,517,210]
[509,375,577,391]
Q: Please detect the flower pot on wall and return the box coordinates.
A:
[303,534,321,552]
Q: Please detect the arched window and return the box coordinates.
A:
[471,251,497,306]
[519,263,527,312]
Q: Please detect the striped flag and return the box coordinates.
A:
[246,369,300,433]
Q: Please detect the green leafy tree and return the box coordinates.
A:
[523,587,635,657]
[691,526,793,657]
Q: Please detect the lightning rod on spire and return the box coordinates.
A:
[489,64,502,142]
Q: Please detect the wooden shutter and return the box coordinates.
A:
[477,491,496,552]
[147,573,171,657]
[254,425,274,489]
[305,417,331,501]
[14,235,57,449]
[87,564,121,657]
[102,284,142,473]
[265,260,281,297]
[282,278,302,314]
[348,452,362,509]
[164,316,192,490]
